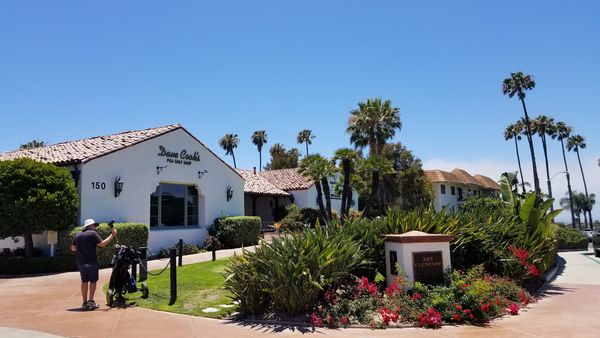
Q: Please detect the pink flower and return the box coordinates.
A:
[357,277,378,297]
[453,314,460,321]
[324,288,338,304]
[480,303,490,313]
[506,303,520,315]
[528,264,540,278]
[385,281,402,297]
[464,309,471,314]
[340,316,350,325]
[379,307,400,326]
[417,308,442,328]
[519,290,530,305]
[412,293,423,301]
[311,312,324,327]
[453,303,462,311]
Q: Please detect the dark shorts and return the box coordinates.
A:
[78,262,99,283]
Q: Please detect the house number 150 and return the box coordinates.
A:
[91,181,106,190]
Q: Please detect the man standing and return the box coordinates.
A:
[71,219,117,310]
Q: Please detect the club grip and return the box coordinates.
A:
[108,219,115,228]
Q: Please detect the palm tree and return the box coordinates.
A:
[359,156,393,217]
[251,130,268,171]
[19,140,46,150]
[531,115,557,206]
[298,154,333,220]
[333,148,359,217]
[347,98,401,157]
[566,134,593,225]
[219,133,239,168]
[296,130,315,156]
[561,191,585,229]
[553,121,576,227]
[504,121,527,194]
[581,193,596,229]
[288,148,300,168]
[502,72,541,196]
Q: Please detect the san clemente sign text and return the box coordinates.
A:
[158,145,200,165]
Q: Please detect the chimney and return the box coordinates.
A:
[253,167,256,175]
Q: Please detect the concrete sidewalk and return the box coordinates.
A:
[1,247,600,337]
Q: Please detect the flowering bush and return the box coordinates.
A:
[508,245,541,282]
[310,265,533,329]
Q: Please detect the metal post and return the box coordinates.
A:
[139,247,147,282]
[212,247,216,261]
[169,248,177,305]
[178,239,183,267]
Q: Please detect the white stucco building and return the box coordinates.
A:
[237,168,354,223]
[424,168,500,212]
[0,124,245,254]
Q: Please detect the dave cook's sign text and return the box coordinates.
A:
[158,145,200,165]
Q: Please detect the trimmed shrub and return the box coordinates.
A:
[556,226,589,250]
[216,216,261,248]
[61,222,148,267]
[0,256,77,275]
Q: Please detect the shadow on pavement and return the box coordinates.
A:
[537,284,577,299]
[226,319,317,334]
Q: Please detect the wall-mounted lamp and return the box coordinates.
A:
[226,185,234,202]
[114,176,124,198]
[157,165,168,175]
[198,169,208,179]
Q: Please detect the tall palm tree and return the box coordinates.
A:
[333,148,359,217]
[566,134,593,225]
[358,156,393,217]
[581,193,596,229]
[19,140,46,150]
[531,115,557,206]
[561,191,585,229]
[251,130,268,171]
[553,121,576,227]
[502,72,541,196]
[298,154,333,220]
[296,130,315,156]
[219,133,239,168]
[347,98,401,157]
[504,121,527,194]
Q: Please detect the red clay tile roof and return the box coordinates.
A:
[424,169,500,191]
[236,170,291,197]
[0,125,180,165]
[473,174,501,190]
[451,168,483,186]
[259,168,314,191]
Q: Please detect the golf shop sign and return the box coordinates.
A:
[157,145,200,165]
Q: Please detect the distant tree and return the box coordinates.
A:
[566,134,592,226]
[219,133,239,168]
[381,142,433,211]
[347,98,401,157]
[531,115,557,204]
[0,158,78,257]
[251,130,268,171]
[264,143,300,170]
[553,121,576,227]
[19,140,46,150]
[504,121,527,194]
[502,71,541,196]
[332,148,359,217]
[358,156,393,217]
[296,129,315,156]
[298,154,334,220]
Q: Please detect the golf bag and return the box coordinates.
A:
[106,244,149,307]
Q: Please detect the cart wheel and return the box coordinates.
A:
[106,289,115,307]
[140,282,149,299]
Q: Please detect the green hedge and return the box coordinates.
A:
[61,222,149,267]
[556,226,589,250]
[0,256,77,275]
[215,216,261,248]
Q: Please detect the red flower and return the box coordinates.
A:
[519,290,530,305]
[417,308,442,328]
[412,293,423,301]
[385,281,403,297]
[453,314,461,321]
[453,303,463,311]
[506,303,520,315]
[324,288,338,304]
[480,303,490,313]
[340,316,350,325]
[357,277,378,297]
[379,307,399,325]
[469,313,474,319]
[528,264,540,278]
[311,312,324,327]
[509,245,530,266]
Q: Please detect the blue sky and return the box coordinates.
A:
[1,1,598,221]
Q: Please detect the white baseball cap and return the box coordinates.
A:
[83,219,98,229]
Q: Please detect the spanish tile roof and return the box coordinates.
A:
[0,124,181,165]
[473,174,501,190]
[424,168,500,191]
[451,168,483,187]
[236,170,291,197]
[259,168,314,191]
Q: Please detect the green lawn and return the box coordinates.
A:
[106,258,237,318]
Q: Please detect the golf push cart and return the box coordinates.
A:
[105,220,149,307]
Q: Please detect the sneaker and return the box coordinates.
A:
[82,302,89,311]
[87,300,98,309]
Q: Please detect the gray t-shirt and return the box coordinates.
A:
[72,229,102,265]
